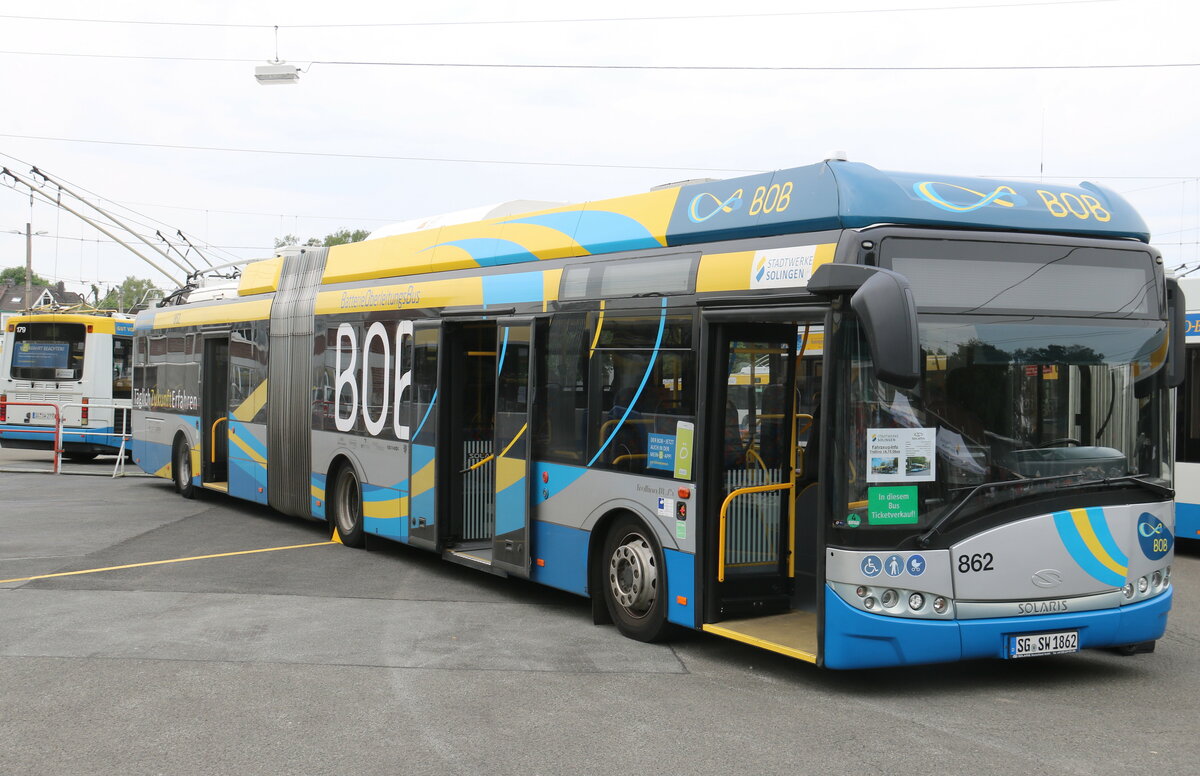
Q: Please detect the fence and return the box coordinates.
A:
[0,400,135,477]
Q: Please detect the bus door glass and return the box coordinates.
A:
[407,321,441,549]
[201,335,230,484]
[710,323,797,612]
[492,320,534,576]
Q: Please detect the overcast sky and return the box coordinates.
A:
[1,0,1197,296]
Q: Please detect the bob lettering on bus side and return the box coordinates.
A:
[333,319,414,440]
[1035,190,1111,222]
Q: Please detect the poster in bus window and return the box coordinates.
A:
[867,427,936,483]
[13,341,69,369]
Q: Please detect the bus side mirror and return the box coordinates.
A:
[1166,278,1186,389]
[809,264,921,389]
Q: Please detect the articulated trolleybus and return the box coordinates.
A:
[1,312,135,459]
[131,160,1181,669]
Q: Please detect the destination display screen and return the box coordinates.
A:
[881,238,1159,317]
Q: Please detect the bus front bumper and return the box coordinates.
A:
[821,584,1172,669]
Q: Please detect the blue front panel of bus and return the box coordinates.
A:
[1175,502,1200,541]
[822,585,1172,669]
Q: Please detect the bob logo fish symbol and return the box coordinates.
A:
[913,181,1028,213]
[1137,512,1173,560]
[688,189,743,223]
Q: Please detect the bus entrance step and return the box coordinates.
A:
[443,548,508,578]
[702,610,818,664]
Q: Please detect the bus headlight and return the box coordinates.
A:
[1152,571,1163,590]
[880,589,899,608]
[863,597,877,610]
[932,596,949,614]
[1123,582,1135,599]
[1138,576,1149,593]
[908,592,925,611]
[856,585,869,598]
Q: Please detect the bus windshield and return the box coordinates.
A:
[10,321,86,381]
[835,315,1172,546]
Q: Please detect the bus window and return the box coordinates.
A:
[10,321,86,381]
[1177,346,1200,464]
[588,312,695,476]
[112,336,133,399]
[537,313,589,463]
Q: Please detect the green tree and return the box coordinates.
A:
[99,276,162,312]
[274,228,371,250]
[0,266,53,287]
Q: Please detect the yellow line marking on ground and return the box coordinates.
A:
[0,540,337,584]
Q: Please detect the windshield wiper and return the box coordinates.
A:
[1071,474,1174,499]
[917,473,1174,547]
[917,473,1081,548]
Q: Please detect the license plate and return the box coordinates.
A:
[1009,630,1079,658]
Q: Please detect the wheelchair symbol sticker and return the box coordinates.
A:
[861,555,882,577]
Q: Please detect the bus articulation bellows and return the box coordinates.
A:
[131,159,1179,668]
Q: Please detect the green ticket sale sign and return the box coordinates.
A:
[868,486,919,525]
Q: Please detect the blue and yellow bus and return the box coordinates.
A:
[1,312,135,459]
[131,159,1180,668]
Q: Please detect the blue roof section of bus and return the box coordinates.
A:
[665,161,1149,246]
[207,158,1154,300]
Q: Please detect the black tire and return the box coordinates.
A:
[63,452,98,462]
[331,464,365,548]
[173,438,195,499]
[600,514,670,642]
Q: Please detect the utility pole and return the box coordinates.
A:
[24,222,32,312]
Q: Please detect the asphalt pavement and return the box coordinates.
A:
[1,446,1198,776]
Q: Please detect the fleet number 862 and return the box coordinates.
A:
[958,552,995,573]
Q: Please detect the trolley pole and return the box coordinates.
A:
[25,222,32,312]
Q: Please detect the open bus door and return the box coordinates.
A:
[407,321,441,550]
[699,313,823,663]
[491,320,535,577]
[201,334,230,489]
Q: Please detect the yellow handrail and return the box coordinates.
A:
[718,481,793,582]
[464,454,494,473]
[745,447,768,472]
[210,416,228,462]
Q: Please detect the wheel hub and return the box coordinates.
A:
[609,534,657,615]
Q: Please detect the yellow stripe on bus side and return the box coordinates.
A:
[313,277,485,316]
[154,299,272,329]
[232,379,268,422]
[1070,508,1128,577]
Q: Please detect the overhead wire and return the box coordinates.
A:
[0,2,1122,29]
[0,49,1192,72]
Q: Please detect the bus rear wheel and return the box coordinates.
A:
[173,439,195,499]
[332,464,365,548]
[601,515,670,642]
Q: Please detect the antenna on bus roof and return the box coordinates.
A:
[824,151,849,162]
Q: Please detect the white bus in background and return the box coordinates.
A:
[1176,276,1200,540]
[0,312,135,459]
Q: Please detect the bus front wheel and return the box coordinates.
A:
[173,440,195,499]
[600,515,670,642]
[331,464,366,548]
